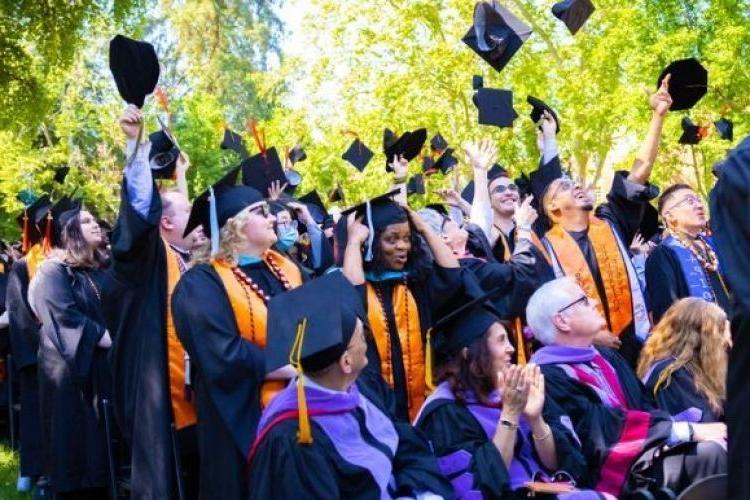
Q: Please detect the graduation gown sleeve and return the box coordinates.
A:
[6,260,40,369]
[595,171,659,245]
[645,245,684,323]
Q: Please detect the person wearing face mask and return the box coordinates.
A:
[172,182,305,499]
[644,184,730,323]
[28,198,113,499]
[269,200,332,275]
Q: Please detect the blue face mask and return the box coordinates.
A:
[237,254,262,266]
[276,227,299,252]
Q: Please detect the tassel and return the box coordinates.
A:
[42,210,53,255]
[290,318,312,444]
[208,187,220,256]
[21,210,30,253]
[425,328,435,391]
[514,318,527,366]
[247,119,267,157]
[364,200,375,262]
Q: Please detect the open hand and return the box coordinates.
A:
[497,365,530,418]
[514,195,538,228]
[347,213,370,244]
[267,180,288,201]
[463,139,497,171]
[523,364,545,421]
[649,73,673,116]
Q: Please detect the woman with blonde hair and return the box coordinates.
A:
[637,297,729,422]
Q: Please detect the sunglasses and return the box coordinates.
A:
[557,295,590,314]
[248,203,271,218]
[491,183,519,195]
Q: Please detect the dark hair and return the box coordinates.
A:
[364,220,431,281]
[57,213,107,269]
[657,183,693,214]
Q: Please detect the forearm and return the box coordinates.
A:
[529,417,558,471]
[390,180,408,206]
[342,242,366,285]
[124,139,155,218]
[306,223,324,269]
[541,135,559,165]
[470,168,493,238]
[175,162,189,199]
[421,228,459,268]
[629,112,665,185]
[492,420,519,469]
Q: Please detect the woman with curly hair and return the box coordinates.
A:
[637,298,730,422]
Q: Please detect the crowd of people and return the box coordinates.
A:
[2,27,750,500]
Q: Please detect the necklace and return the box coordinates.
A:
[230,255,292,304]
[669,230,720,273]
[82,271,101,301]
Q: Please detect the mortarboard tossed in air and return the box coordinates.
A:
[383,129,428,171]
[328,183,346,204]
[657,58,708,111]
[472,75,484,90]
[551,0,595,36]
[342,138,374,172]
[434,148,459,175]
[340,190,405,262]
[462,1,532,74]
[288,144,307,165]
[430,133,448,154]
[241,147,287,196]
[715,118,733,142]
[678,117,709,145]
[473,87,518,128]
[108,35,160,109]
[53,165,70,184]
[407,174,426,196]
[422,156,438,176]
[527,96,560,133]
[461,163,509,203]
[298,190,328,224]
[221,128,249,159]
[149,125,181,180]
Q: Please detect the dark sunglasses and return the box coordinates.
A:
[248,203,271,218]
[557,295,589,314]
[491,183,519,195]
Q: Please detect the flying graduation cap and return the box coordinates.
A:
[434,148,459,175]
[715,118,733,141]
[678,117,709,145]
[430,133,449,154]
[527,96,561,133]
[551,0,595,35]
[472,75,484,90]
[53,165,70,184]
[657,58,708,111]
[342,138,374,172]
[241,147,287,196]
[288,144,307,165]
[148,125,181,180]
[108,35,160,109]
[407,174,426,196]
[328,183,345,204]
[473,87,518,128]
[220,128,249,159]
[462,1,532,74]
[384,129,428,171]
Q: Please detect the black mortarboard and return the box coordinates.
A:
[328,184,345,204]
[51,197,83,247]
[473,87,518,128]
[430,133,448,153]
[434,148,459,175]
[220,128,249,159]
[298,190,328,224]
[288,144,307,164]
[182,167,241,238]
[551,0,595,35]
[715,118,733,142]
[407,175,426,196]
[340,190,405,261]
[53,165,70,184]
[384,129,428,171]
[422,156,438,176]
[460,163,508,203]
[108,35,160,109]
[657,58,708,111]
[284,169,303,196]
[431,288,504,359]
[527,96,561,133]
[265,271,367,373]
[679,117,708,145]
[462,1,532,74]
[383,128,398,150]
[473,75,484,90]
[342,138,374,172]
[148,129,181,180]
[241,147,286,196]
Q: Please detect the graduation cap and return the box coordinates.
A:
[657,58,708,111]
[715,118,733,142]
[527,96,560,133]
[328,183,345,204]
[284,169,303,196]
[182,166,242,239]
[407,175,426,196]
[53,165,70,184]
[551,0,595,35]
[422,156,438,176]
[473,87,518,128]
[108,35,160,109]
[340,190,405,261]
[462,1,532,74]
[148,128,181,180]
[220,128,249,159]
[434,148,459,175]
[241,147,287,196]
[679,117,709,145]
[384,129,428,171]
[430,133,448,154]
[342,138,374,172]
[288,144,307,165]
[460,164,509,203]
[265,271,368,443]
[17,195,52,252]
[383,128,398,150]
[298,190,328,224]
[50,197,83,248]
[472,75,484,90]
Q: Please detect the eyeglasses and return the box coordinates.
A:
[248,203,271,218]
[666,195,703,212]
[547,178,575,201]
[276,220,298,231]
[557,295,590,314]
[491,183,519,195]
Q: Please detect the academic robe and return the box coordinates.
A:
[642,358,720,423]
[645,241,731,323]
[708,135,750,499]
[172,260,308,499]
[30,261,111,494]
[248,377,452,499]
[532,345,725,497]
[5,258,46,477]
[414,382,592,499]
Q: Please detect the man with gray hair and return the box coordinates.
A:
[527,277,727,498]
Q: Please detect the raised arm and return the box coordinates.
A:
[466,139,498,241]
[389,155,409,206]
[342,214,369,286]
[628,74,672,185]
[404,207,459,269]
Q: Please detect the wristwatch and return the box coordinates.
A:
[500,418,519,430]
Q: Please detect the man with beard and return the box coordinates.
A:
[539,78,673,366]
[101,105,205,499]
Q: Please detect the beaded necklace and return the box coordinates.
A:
[230,254,292,303]
[669,230,720,272]
[371,278,413,397]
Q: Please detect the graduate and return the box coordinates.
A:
[527,277,727,497]
[341,180,470,421]
[645,183,730,322]
[101,105,201,499]
[414,292,596,499]
[171,182,305,499]
[637,298,728,422]
[248,271,451,499]
[538,83,674,365]
[28,198,113,499]
[5,196,52,492]
[707,134,750,498]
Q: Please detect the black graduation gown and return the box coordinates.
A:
[643,361,720,422]
[172,260,307,500]
[100,180,177,499]
[5,258,46,477]
[31,261,111,494]
[415,395,590,499]
[645,243,731,323]
[708,136,750,499]
[247,379,451,499]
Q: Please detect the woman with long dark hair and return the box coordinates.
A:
[28,199,113,499]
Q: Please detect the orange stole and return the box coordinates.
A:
[212,250,303,408]
[25,244,45,281]
[164,242,197,430]
[366,282,425,420]
[545,216,633,336]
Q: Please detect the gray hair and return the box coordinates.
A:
[417,208,446,236]
[526,277,584,345]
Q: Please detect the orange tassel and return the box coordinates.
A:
[21,210,30,253]
[425,328,435,391]
[42,210,53,255]
[290,318,312,444]
[246,119,267,156]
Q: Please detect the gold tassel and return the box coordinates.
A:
[425,328,435,391]
[515,318,527,366]
[290,318,312,444]
[21,210,30,253]
[42,210,53,255]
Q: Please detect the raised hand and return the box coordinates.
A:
[347,213,370,244]
[267,180,288,201]
[176,151,190,175]
[119,104,142,140]
[463,139,498,171]
[497,365,530,419]
[514,195,538,228]
[523,364,545,421]
[389,154,409,179]
[437,188,463,208]
[649,73,673,116]
[287,201,314,225]
[540,110,557,139]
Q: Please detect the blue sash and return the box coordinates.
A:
[662,235,717,302]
